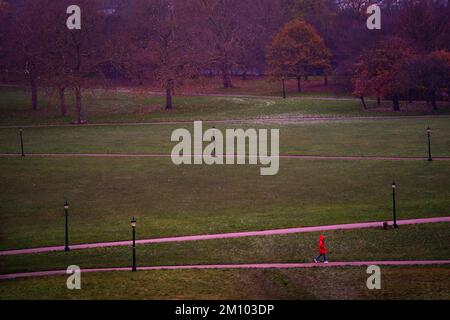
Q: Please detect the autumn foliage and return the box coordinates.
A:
[353,36,450,111]
[0,0,449,121]
[352,37,415,110]
[266,19,331,93]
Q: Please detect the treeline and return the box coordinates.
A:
[0,0,449,122]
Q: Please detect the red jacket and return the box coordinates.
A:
[318,235,327,254]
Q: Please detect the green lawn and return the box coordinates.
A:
[1,87,449,126]
[1,224,449,274]
[0,157,449,250]
[0,118,449,157]
[1,221,449,300]
[0,266,448,300]
[1,86,449,300]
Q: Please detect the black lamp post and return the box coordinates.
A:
[391,181,399,229]
[19,129,25,157]
[427,127,432,162]
[64,200,70,251]
[131,217,137,272]
[212,127,216,158]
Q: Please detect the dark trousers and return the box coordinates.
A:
[315,254,328,262]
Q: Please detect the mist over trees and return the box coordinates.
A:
[1,0,449,120]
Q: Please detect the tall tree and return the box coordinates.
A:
[118,0,199,110]
[0,0,11,82]
[266,19,331,94]
[5,0,52,111]
[352,37,415,111]
[396,50,450,110]
[398,0,450,51]
[196,0,247,88]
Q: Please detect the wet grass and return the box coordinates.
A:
[1,87,448,126]
[0,266,448,300]
[0,157,449,250]
[0,117,449,157]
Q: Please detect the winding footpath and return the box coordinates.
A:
[1,217,449,256]
[1,217,449,281]
[1,152,449,161]
[1,261,450,280]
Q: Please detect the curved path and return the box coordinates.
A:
[1,260,449,280]
[1,153,449,161]
[1,217,449,256]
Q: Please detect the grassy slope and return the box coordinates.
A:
[1,224,449,274]
[0,266,448,300]
[1,87,449,126]
[0,118,449,157]
[1,223,449,300]
[1,86,449,300]
[0,157,449,250]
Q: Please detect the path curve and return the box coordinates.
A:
[1,153,449,161]
[1,260,449,280]
[1,217,449,256]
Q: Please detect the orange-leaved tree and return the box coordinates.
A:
[266,19,331,97]
[352,37,415,111]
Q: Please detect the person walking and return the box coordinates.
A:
[314,235,329,263]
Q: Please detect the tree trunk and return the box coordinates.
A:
[282,78,286,99]
[59,87,67,117]
[30,78,38,111]
[222,67,233,88]
[393,95,400,111]
[324,75,328,86]
[241,71,247,80]
[75,87,85,124]
[297,76,302,93]
[360,96,367,109]
[304,75,309,81]
[430,91,437,111]
[166,79,174,110]
[377,96,381,106]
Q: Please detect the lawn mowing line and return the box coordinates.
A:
[1,217,448,256]
[1,260,449,280]
[1,153,449,161]
[0,115,448,129]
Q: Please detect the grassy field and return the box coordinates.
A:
[1,84,449,300]
[0,118,449,157]
[1,87,449,126]
[1,224,449,274]
[0,266,449,300]
[0,157,449,250]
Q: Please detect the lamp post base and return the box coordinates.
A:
[64,247,70,252]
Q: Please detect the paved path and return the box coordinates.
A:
[1,153,449,161]
[1,260,449,280]
[1,217,449,256]
[0,115,448,129]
